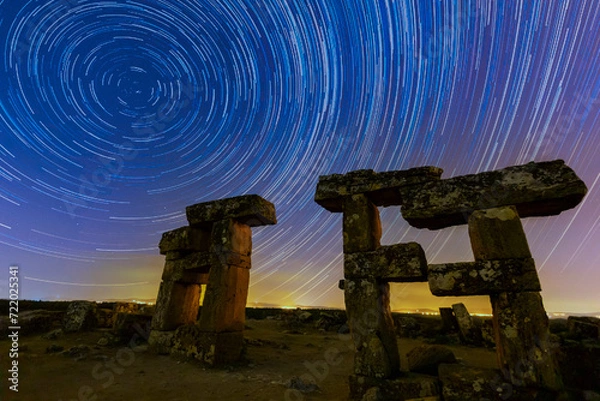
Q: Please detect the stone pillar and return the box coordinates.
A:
[468,206,562,390]
[149,227,211,354]
[149,195,276,363]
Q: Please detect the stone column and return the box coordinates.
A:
[149,227,211,354]
[468,206,562,390]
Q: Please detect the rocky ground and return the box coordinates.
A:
[0,301,598,401]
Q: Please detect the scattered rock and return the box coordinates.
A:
[62,345,90,360]
[286,376,320,394]
[42,328,64,340]
[394,316,421,338]
[112,312,152,342]
[63,301,98,333]
[361,386,383,401]
[438,364,512,401]
[46,344,64,354]
[407,345,457,376]
[1,310,63,336]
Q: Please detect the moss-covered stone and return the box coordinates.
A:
[401,160,587,229]
[158,226,211,254]
[345,242,427,282]
[186,194,276,227]
[428,258,540,296]
[315,167,443,212]
[343,194,381,253]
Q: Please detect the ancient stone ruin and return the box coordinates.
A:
[148,195,276,365]
[315,160,587,400]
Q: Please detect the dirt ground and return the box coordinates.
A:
[0,319,497,401]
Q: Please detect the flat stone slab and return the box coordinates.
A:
[428,258,540,296]
[348,373,440,401]
[186,195,277,227]
[159,226,210,254]
[315,167,443,212]
[344,243,428,282]
[401,160,587,229]
[438,364,512,401]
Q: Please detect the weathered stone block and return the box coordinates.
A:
[171,324,245,366]
[151,281,201,331]
[491,291,563,390]
[468,206,532,260]
[315,167,443,212]
[439,308,458,332]
[348,373,440,401]
[344,278,399,378]
[406,345,457,376]
[428,258,540,296]
[148,330,174,354]
[401,160,587,229]
[209,219,252,268]
[162,253,211,283]
[112,312,152,341]
[438,364,513,401]
[158,226,211,254]
[567,316,600,340]
[558,342,600,392]
[345,243,427,282]
[451,303,481,345]
[198,266,249,333]
[63,301,98,333]
[186,194,276,227]
[343,194,381,253]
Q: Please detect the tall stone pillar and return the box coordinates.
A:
[468,206,563,390]
[149,195,276,364]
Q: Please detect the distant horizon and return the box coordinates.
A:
[6,297,600,318]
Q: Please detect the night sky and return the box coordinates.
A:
[1,1,599,314]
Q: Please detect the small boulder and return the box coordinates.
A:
[63,301,98,333]
[407,345,457,376]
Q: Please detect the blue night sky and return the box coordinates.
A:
[0,1,599,313]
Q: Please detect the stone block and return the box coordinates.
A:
[343,194,381,253]
[401,160,587,229]
[162,254,211,283]
[438,364,513,401]
[209,219,252,268]
[344,278,399,378]
[186,194,276,228]
[439,308,458,332]
[558,342,600,392]
[468,206,532,260]
[451,303,481,345]
[428,258,540,296]
[348,373,440,401]
[567,316,600,340]
[315,167,443,212]
[158,226,210,254]
[491,291,563,390]
[151,281,201,331]
[345,243,427,282]
[198,266,249,333]
[112,312,152,341]
[148,330,174,354]
[406,345,457,376]
[63,301,98,333]
[171,324,245,366]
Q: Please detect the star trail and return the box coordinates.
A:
[0,0,599,313]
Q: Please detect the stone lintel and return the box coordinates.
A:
[401,160,587,229]
[186,195,276,228]
[159,226,210,254]
[315,167,443,212]
[428,258,540,296]
[344,242,427,282]
[348,374,440,401]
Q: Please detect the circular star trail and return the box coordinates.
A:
[0,1,599,312]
